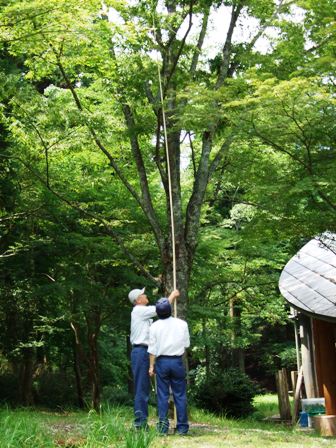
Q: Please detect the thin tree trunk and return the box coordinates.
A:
[70,293,86,409]
[86,310,102,411]
[71,322,85,409]
[20,348,35,406]
[229,297,245,372]
[202,317,210,376]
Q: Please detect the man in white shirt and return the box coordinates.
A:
[148,298,190,435]
[128,287,179,429]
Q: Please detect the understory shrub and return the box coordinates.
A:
[103,386,133,406]
[0,374,20,404]
[36,371,77,407]
[192,367,258,417]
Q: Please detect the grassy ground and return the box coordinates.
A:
[0,395,334,447]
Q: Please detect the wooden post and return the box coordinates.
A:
[312,319,336,415]
[276,368,291,421]
[290,371,298,394]
[290,308,301,372]
[292,366,303,425]
[300,314,317,398]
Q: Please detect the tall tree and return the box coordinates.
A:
[0,0,293,317]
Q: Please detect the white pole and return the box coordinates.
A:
[156,58,177,318]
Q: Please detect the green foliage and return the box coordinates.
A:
[125,429,155,448]
[0,374,20,404]
[0,0,335,410]
[35,371,77,408]
[259,343,297,376]
[192,367,259,417]
[0,409,54,447]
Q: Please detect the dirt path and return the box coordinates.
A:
[151,422,335,448]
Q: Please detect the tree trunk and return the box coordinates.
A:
[229,297,245,372]
[202,317,210,376]
[71,322,86,408]
[70,294,86,409]
[86,309,102,411]
[73,341,85,409]
[163,252,190,319]
[19,348,35,406]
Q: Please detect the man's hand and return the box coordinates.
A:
[168,289,180,304]
[149,366,155,377]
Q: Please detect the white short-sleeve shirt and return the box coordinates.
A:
[148,316,190,357]
[130,305,157,346]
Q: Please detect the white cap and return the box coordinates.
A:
[128,287,145,304]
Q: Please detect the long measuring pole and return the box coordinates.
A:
[156,49,178,431]
[157,63,177,318]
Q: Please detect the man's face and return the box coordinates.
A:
[136,293,148,305]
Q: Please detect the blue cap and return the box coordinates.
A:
[156,298,172,319]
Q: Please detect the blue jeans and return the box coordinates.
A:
[131,346,150,428]
[155,355,189,434]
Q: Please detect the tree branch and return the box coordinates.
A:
[188,132,197,179]
[0,208,42,223]
[209,134,234,178]
[0,153,161,286]
[184,130,213,258]
[122,104,165,251]
[215,4,242,90]
[190,5,210,75]
[52,52,167,249]
[163,0,195,94]
[154,115,169,190]
[252,120,309,169]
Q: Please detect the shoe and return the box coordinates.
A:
[156,420,169,435]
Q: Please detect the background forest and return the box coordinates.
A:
[0,0,335,413]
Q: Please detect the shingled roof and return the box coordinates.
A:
[279,232,336,322]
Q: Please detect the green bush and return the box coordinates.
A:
[192,367,258,417]
[103,386,133,406]
[0,374,20,404]
[278,346,297,371]
[35,371,77,407]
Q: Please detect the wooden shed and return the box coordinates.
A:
[279,232,336,417]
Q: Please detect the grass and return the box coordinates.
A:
[0,395,334,447]
[252,393,291,419]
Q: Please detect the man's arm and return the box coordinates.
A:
[149,354,156,377]
[167,289,179,304]
[148,326,156,376]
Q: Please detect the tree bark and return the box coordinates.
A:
[19,348,35,406]
[229,298,245,372]
[202,317,210,377]
[86,309,102,411]
[71,321,86,408]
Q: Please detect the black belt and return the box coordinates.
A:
[157,355,182,359]
[132,344,148,348]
